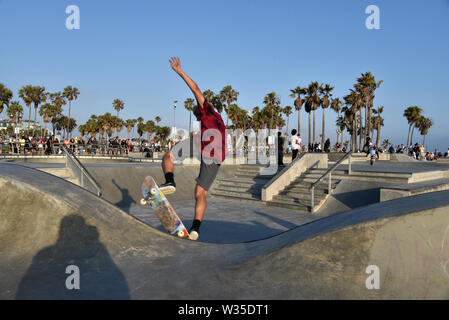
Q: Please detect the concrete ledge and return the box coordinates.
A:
[261,153,328,201]
[381,180,449,202]
[410,170,449,183]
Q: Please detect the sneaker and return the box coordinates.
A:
[159,181,176,195]
[189,228,199,241]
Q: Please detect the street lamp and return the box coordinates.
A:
[173,100,177,139]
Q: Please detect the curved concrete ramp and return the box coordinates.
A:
[1,163,449,299]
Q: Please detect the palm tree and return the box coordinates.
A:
[263,92,281,130]
[7,101,23,133]
[343,90,360,152]
[18,85,34,131]
[219,85,239,127]
[63,86,80,138]
[112,99,125,118]
[48,92,67,136]
[203,89,224,113]
[403,106,423,151]
[145,120,155,142]
[112,99,125,135]
[125,119,137,139]
[319,84,334,148]
[418,117,433,148]
[305,82,321,147]
[155,116,161,125]
[39,103,63,135]
[0,83,13,115]
[282,106,293,135]
[356,72,383,139]
[335,115,346,147]
[372,106,384,147]
[331,98,342,144]
[289,86,306,136]
[30,86,47,126]
[184,98,194,136]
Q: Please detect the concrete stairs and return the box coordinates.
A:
[210,165,276,204]
[266,170,342,212]
[38,167,80,186]
[211,165,340,212]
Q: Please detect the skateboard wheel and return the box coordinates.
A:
[150,188,157,195]
[178,230,185,238]
[140,198,147,206]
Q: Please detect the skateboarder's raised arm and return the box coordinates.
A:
[169,57,205,109]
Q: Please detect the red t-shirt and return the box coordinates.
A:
[196,100,226,163]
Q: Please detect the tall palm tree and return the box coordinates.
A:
[112,99,125,135]
[184,98,194,135]
[63,86,80,138]
[18,85,34,131]
[356,72,383,139]
[330,98,342,145]
[289,86,306,136]
[335,115,346,147]
[351,87,365,151]
[418,117,433,148]
[282,106,293,135]
[155,116,161,125]
[305,82,321,147]
[319,84,334,148]
[0,83,13,115]
[403,106,423,151]
[112,99,125,118]
[219,85,239,127]
[30,86,47,126]
[372,106,384,147]
[263,92,281,130]
[343,90,360,152]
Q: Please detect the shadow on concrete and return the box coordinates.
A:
[165,219,293,243]
[16,214,130,299]
[332,188,380,210]
[252,210,299,230]
[112,179,136,211]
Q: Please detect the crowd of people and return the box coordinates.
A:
[1,131,449,163]
[0,134,169,157]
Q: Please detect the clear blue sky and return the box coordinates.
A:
[1,0,448,151]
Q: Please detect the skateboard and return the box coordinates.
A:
[140,176,190,239]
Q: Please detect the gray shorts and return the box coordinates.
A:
[196,159,221,191]
[171,138,221,191]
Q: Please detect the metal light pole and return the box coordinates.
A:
[173,100,178,131]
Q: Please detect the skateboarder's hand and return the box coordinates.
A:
[169,57,182,74]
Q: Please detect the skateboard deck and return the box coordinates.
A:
[140,176,190,239]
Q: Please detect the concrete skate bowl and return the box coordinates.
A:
[86,164,237,208]
[2,163,449,299]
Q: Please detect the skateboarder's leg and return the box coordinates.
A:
[160,150,177,193]
[162,150,175,174]
[194,184,208,222]
[189,160,221,240]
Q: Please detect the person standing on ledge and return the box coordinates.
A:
[160,57,226,240]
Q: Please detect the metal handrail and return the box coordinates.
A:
[61,144,103,197]
[310,152,352,212]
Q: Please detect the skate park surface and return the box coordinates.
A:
[2,160,449,299]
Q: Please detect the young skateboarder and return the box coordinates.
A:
[160,57,226,240]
